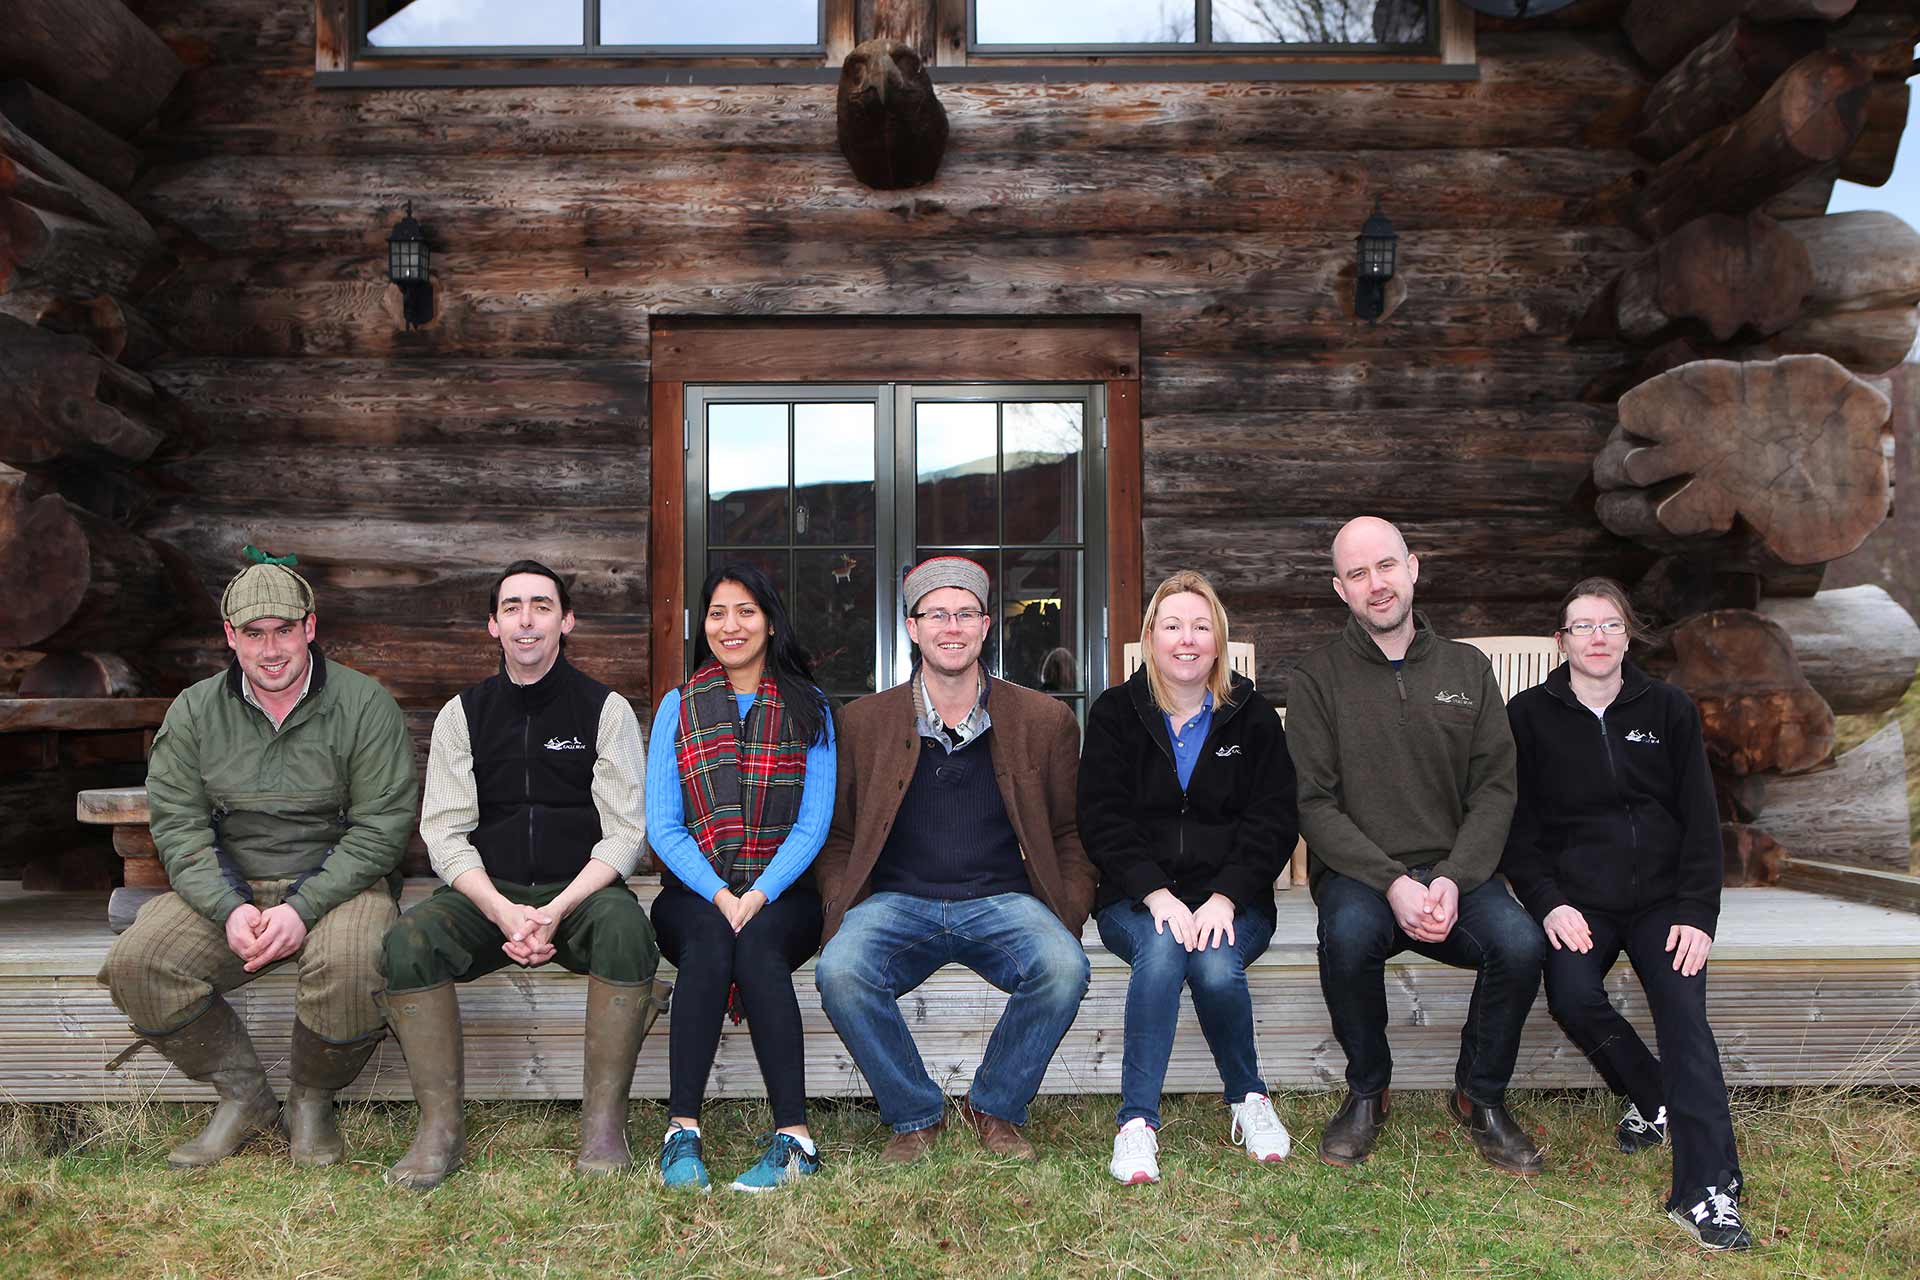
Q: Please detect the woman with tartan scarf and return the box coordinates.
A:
[645,562,836,1192]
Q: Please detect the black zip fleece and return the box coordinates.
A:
[1078,668,1297,919]
[1501,659,1722,935]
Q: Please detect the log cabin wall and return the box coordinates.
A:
[116,0,1667,725]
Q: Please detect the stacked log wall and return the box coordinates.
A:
[125,3,1661,709]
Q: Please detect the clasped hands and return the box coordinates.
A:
[712,887,768,934]
[1143,888,1237,951]
[1386,873,1459,944]
[224,901,308,973]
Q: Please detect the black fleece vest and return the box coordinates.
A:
[460,656,610,886]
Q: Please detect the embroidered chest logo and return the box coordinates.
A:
[1624,729,1661,746]
[544,736,587,751]
[1214,744,1242,758]
[1433,690,1475,707]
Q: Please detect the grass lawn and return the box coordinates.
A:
[2,1088,1914,1279]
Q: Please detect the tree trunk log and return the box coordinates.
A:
[1625,0,1858,73]
[1757,584,1920,714]
[0,199,159,299]
[1738,722,1912,870]
[34,294,167,369]
[1594,355,1891,564]
[1579,211,1811,343]
[1721,822,1788,885]
[0,81,138,192]
[1785,210,1920,312]
[1635,19,1827,159]
[1669,608,1837,775]
[1633,51,1872,240]
[1632,555,1764,627]
[17,651,141,698]
[0,315,166,467]
[1840,77,1911,184]
[0,486,188,650]
[0,0,185,138]
[1752,304,1918,374]
[860,0,935,58]
[0,108,158,249]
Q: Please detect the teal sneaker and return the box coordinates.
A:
[729,1133,822,1192]
[660,1126,710,1192]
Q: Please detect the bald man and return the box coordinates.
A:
[1286,517,1545,1175]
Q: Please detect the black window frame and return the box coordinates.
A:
[355,0,829,59]
[967,0,1440,57]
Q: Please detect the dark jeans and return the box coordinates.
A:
[381,879,657,991]
[1316,870,1544,1106]
[814,891,1090,1132]
[651,879,823,1129]
[1098,900,1274,1129]
[1544,905,1742,1204]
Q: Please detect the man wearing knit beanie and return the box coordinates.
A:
[99,549,417,1172]
[814,556,1094,1162]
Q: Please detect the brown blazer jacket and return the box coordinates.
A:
[815,675,1096,943]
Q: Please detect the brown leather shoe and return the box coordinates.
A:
[880,1118,945,1165]
[1450,1089,1544,1176]
[959,1101,1036,1160]
[1317,1089,1390,1167]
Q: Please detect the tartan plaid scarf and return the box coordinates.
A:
[675,660,808,891]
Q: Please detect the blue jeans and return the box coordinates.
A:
[814,891,1091,1132]
[1316,870,1544,1106]
[1097,900,1275,1129]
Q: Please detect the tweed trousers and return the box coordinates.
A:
[98,879,397,1042]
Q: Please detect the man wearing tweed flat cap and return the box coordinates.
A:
[100,549,417,1172]
[814,556,1094,1163]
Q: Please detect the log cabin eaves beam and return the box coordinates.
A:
[316,63,1478,89]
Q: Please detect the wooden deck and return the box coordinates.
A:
[2,880,1917,1103]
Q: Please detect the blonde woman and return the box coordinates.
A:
[1077,570,1298,1184]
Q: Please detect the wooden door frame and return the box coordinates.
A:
[649,315,1142,703]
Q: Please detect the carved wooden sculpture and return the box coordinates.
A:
[836,38,948,191]
[1668,609,1835,775]
[1593,355,1891,564]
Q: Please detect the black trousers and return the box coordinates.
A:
[651,879,823,1129]
[1543,904,1741,1205]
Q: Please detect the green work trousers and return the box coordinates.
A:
[380,879,658,993]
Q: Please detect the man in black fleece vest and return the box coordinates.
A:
[380,561,663,1190]
[1288,517,1546,1175]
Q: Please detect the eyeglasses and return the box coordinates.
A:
[1560,620,1627,636]
[913,609,985,627]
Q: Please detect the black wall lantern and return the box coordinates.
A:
[386,201,432,330]
[1354,197,1398,325]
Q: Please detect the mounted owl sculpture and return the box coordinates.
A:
[836,38,949,190]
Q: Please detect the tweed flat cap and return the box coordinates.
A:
[221,563,316,627]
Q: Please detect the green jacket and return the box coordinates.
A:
[1288,612,1516,898]
[145,646,418,927]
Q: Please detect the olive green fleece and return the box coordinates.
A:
[1287,612,1517,898]
[144,649,418,929]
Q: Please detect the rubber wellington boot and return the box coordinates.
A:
[284,1020,382,1167]
[383,984,466,1191]
[149,996,283,1169]
[574,976,671,1176]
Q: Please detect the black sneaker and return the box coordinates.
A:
[1669,1183,1752,1251]
[1616,1102,1668,1154]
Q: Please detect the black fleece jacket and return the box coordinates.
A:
[1501,659,1723,936]
[1078,668,1297,920]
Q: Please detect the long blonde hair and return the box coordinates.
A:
[1139,570,1235,714]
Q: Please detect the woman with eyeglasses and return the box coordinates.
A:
[1500,576,1748,1251]
[645,562,836,1192]
[1077,570,1298,1185]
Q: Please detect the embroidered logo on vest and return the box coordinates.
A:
[544,735,587,751]
[1624,728,1662,745]
[1433,690,1475,707]
[1214,744,1242,757]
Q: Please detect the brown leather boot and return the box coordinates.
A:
[1317,1089,1390,1167]
[880,1118,946,1164]
[959,1101,1036,1160]
[148,996,283,1169]
[384,984,466,1191]
[284,1020,382,1167]
[1451,1089,1544,1176]
[574,976,670,1177]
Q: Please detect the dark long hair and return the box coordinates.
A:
[690,562,829,746]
